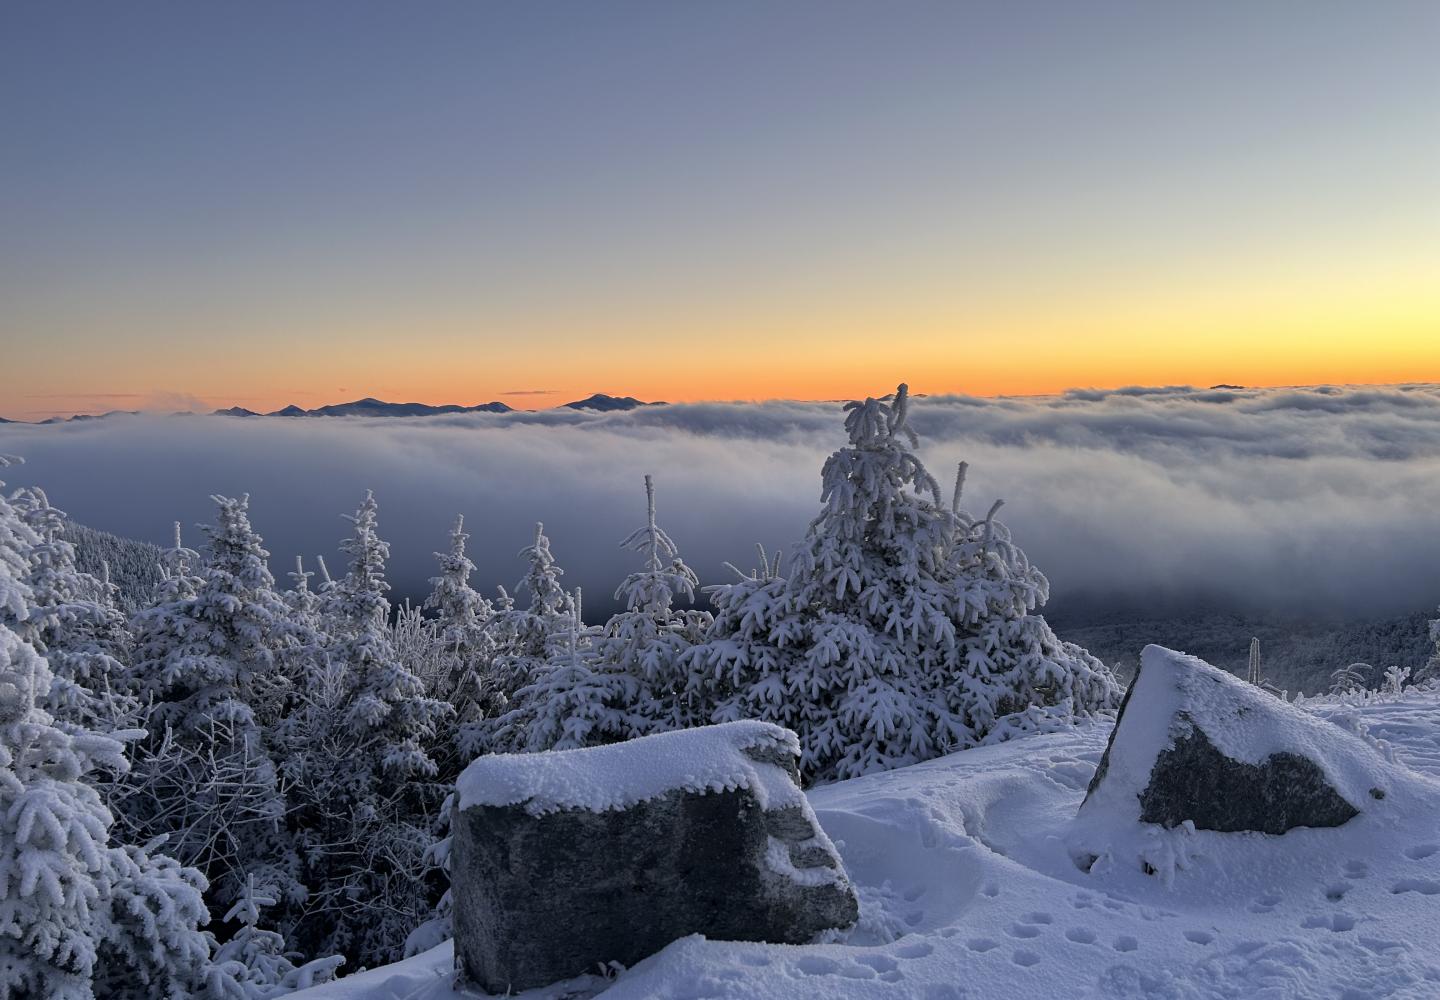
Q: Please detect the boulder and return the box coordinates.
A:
[450,721,858,994]
[1079,645,1384,835]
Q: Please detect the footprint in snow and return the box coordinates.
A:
[965,938,999,953]
[1390,878,1440,895]
[1344,860,1370,879]
[1019,911,1054,925]
[1065,927,1098,945]
[1405,844,1439,860]
[1183,930,1214,945]
[980,882,1000,898]
[1302,913,1357,932]
[1011,950,1041,967]
[1248,893,1282,914]
[894,940,933,960]
[1006,923,1042,939]
[1323,882,1352,902]
[1112,936,1139,953]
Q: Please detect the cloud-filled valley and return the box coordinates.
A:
[4,383,1440,621]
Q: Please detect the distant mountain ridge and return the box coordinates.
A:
[4,393,670,423]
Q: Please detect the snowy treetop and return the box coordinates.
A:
[456,720,804,817]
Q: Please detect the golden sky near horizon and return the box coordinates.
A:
[2,2,1437,419]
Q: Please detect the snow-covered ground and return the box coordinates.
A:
[294,692,1440,999]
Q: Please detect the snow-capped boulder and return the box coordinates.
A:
[1079,645,1387,836]
[450,721,858,994]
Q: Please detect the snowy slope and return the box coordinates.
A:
[293,692,1440,999]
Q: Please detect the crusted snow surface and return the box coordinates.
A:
[297,690,1440,999]
[1078,644,1402,831]
[454,720,804,816]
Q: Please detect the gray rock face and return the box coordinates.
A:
[1130,722,1359,833]
[1081,645,1367,836]
[451,725,858,995]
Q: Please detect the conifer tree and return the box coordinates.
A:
[279,492,449,966]
[686,385,1120,782]
[423,515,497,726]
[0,457,234,1000]
[11,487,134,733]
[118,496,299,914]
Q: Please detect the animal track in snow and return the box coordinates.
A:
[1324,882,1352,902]
[980,882,1000,898]
[1112,936,1139,953]
[1405,844,1439,860]
[1006,923,1042,939]
[1065,927,1098,944]
[1019,911,1054,925]
[966,937,999,953]
[1344,860,1371,879]
[1248,893,1282,914]
[1011,950,1041,967]
[1183,930,1214,945]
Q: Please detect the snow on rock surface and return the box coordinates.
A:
[1078,645,1392,842]
[296,690,1440,1000]
[455,720,808,817]
[452,721,857,993]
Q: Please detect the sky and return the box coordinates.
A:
[2,1,1438,418]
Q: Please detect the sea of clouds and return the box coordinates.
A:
[4,383,1440,621]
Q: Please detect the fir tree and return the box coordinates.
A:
[686,385,1120,782]
[119,496,299,914]
[0,457,234,1000]
[11,487,134,733]
[423,515,497,728]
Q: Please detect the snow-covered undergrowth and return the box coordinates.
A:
[294,691,1440,999]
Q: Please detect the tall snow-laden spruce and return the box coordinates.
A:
[423,515,497,728]
[279,491,449,967]
[118,495,300,915]
[11,487,134,733]
[686,385,1120,782]
[0,457,232,1000]
[461,522,573,756]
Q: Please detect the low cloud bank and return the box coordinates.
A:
[4,384,1440,620]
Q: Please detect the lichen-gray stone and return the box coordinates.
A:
[451,739,858,994]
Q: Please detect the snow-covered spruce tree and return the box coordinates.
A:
[460,522,573,756]
[279,491,449,967]
[11,486,134,733]
[0,457,238,1000]
[209,875,343,998]
[499,477,713,752]
[686,385,1120,783]
[423,515,498,728]
[118,495,301,916]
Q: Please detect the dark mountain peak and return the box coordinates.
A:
[213,406,259,417]
[563,393,664,412]
[269,404,309,416]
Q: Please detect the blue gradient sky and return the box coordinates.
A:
[3,1,1437,417]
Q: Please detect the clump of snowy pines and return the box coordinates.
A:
[1,383,1125,987]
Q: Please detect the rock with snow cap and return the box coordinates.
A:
[1079,645,1386,835]
[450,721,858,994]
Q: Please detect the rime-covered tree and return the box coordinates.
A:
[498,477,712,751]
[423,515,497,726]
[686,385,1120,782]
[462,523,574,756]
[11,487,133,733]
[0,457,233,1000]
[208,875,343,998]
[119,496,299,914]
[279,492,449,966]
